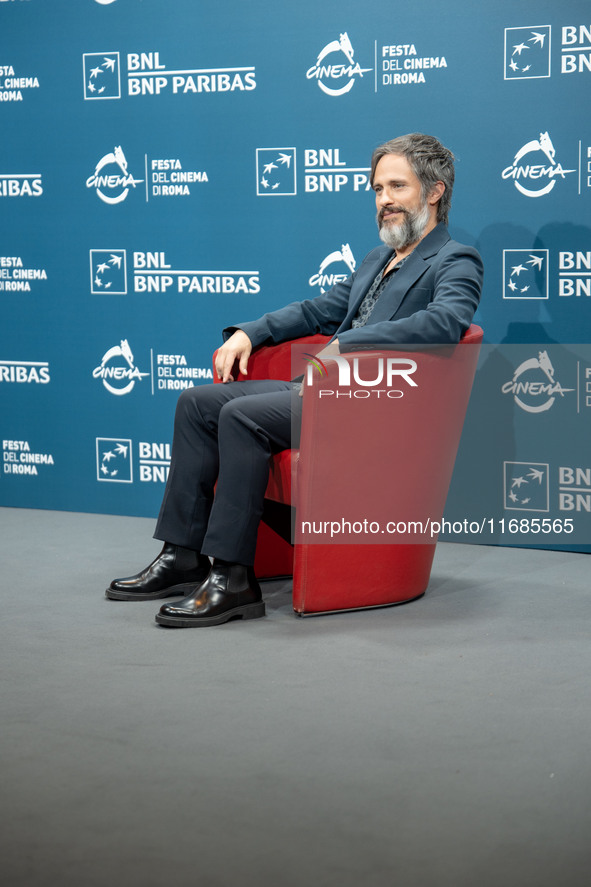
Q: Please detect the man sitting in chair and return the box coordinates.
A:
[107,133,484,627]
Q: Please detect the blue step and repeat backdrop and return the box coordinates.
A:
[1,0,590,551]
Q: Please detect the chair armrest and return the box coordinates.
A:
[212,334,330,383]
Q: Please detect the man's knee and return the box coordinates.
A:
[218,391,292,449]
[218,396,250,429]
[174,383,224,427]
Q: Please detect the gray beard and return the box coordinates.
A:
[378,202,431,251]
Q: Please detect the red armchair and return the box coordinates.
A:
[214,326,482,615]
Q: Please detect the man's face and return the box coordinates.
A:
[373,153,432,251]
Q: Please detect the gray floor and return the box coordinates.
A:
[1,506,590,887]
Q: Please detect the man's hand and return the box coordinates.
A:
[214,330,253,383]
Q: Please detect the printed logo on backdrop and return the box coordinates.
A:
[502,132,576,197]
[0,172,42,198]
[0,64,40,102]
[562,25,591,74]
[256,147,371,196]
[152,351,213,392]
[560,249,591,298]
[501,351,574,413]
[304,148,370,193]
[502,248,591,300]
[83,51,256,98]
[3,440,54,477]
[150,158,208,198]
[504,461,591,514]
[95,439,171,484]
[306,33,372,95]
[83,53,121,100]
[92,340,149,395]
[96,439,132,483]
[504,24,591,77]
[0,359,49,384]
[0,256,47,293]
[86,147,143,204]
[89,249,259,300]
[91,338,213,396]
[504,27,551,79]
[379,40,448,89]
[86,151,208,203]
[504,462,549,511]
[256,149,296,196]
[138,441,170,482]
[90,250,126,294]
[309,244,356,294]
[503,250,548,299]
[559,466,591,513]
[132,251,259,297]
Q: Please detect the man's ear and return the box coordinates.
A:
[428,181,445,207]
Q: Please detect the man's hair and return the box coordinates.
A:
[370,133,455,225]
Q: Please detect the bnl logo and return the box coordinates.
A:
[96,438,132,482]
[256,148,296,196]
[504,27,551,79]
[503,250,548,299]
[504,462,549,511]
[90,250,127,294]
[83,53,121,99]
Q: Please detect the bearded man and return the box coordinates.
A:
[107,133,484,627]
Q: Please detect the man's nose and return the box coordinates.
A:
[377,188,392,207]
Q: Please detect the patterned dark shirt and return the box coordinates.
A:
[351,253,411,328]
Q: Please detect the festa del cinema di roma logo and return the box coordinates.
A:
[502,131,575,197]
[309,244,356,294]
[303,354,418,398]
[92,339,149,395]
[86,146,143,204]
[306,33,371,95]
[501,350,574,413]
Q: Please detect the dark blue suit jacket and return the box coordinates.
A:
[230,224,483,351]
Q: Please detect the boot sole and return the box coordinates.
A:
[105,581,201,601]
[155,601,266,627]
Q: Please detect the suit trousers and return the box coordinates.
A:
[154,380,299,565]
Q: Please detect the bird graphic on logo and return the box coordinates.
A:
[503,250,548,299]
[96,438,133,482]
[504,27,551,79]
[83,53,120,99]
[504,462,549,511]
[257,149,295,194]
[91,250,126,294]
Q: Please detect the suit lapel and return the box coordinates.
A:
[366,224,451,323]
[336,246,393,332]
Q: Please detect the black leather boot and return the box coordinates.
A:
[155,561,265,627]
[106,543,211,600]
